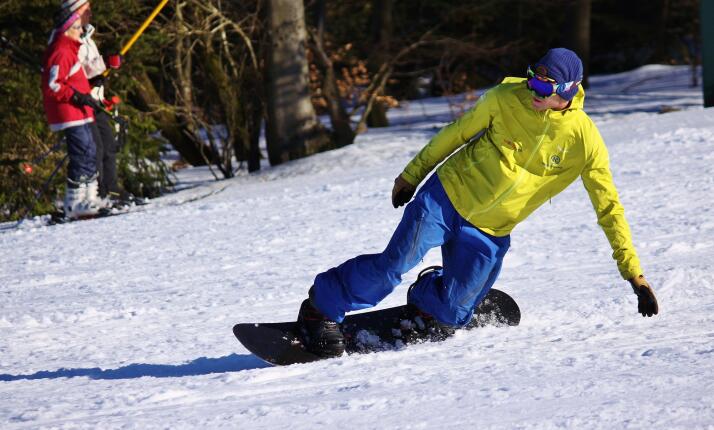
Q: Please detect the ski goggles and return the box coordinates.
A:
[526,65,580,99]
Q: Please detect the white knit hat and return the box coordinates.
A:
[60,0,89,13]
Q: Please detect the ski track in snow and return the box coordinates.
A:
[1,65,714,429]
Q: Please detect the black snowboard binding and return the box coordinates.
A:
[297,297,346,358]
[399,303,456,343]
[400,266,456,343]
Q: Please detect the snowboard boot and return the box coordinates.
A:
[297,297,345,358]
[400,266,456,343]
[399,303,456,343]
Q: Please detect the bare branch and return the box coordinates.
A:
[189,0,259,71]
[352,29,436,132]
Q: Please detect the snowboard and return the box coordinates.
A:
[233,288,520,366]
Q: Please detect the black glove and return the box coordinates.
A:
[71,90,103,111]
[392,175,416,208]
[629,275,659,317]
[88,75,107,88]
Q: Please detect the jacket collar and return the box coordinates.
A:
[81,24,96,39]
[55,33,82,52]
[564,84,585,110]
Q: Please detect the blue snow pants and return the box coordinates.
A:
[63,123,97,182]
[311,174,510,326]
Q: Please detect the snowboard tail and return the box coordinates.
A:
[233,288,520,366]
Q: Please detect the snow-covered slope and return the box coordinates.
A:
[1,65,713,429]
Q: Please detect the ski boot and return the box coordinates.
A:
[108,189,146,209]
[63,176,106,219]
[297,295,345,358]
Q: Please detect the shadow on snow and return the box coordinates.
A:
[0,353,270,381]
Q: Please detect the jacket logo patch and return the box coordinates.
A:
[544,154,563,170]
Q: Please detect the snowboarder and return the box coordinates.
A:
[297,48,659,358]
[62,0,127,206]
[42,8,105,219]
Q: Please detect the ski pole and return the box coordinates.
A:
[6,153,68,228]
[19,139,66,175]
[70,84,129,128]
[0,35,42,72]
[30,141,64,164]
[101,0,170,78]
[95,103,128,127]
[0,138,64,174]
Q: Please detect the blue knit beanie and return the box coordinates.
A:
[534,48,583,101]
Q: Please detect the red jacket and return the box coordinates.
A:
[42,33,94,132]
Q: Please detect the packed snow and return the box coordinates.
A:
[1,65,713,429]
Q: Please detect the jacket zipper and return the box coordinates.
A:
[470,110,552,215]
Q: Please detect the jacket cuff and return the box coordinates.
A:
[620,266,643,281]
[400,170,421,187]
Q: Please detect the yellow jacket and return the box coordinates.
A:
[401,77,642,280]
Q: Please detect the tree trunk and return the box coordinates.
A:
[367,0,393,127]
[321,60,355,147]
[311,1,355,148]
[132,70,216,166]
[703,0,714,107]
[175,3,194,113]
[653,0,671,63]
[265,0,331,165]
[204,48,237,178]
[560,0,591,88]
[199,2,263,173]
[246,99,262,173]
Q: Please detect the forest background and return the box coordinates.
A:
[0,0,702,222]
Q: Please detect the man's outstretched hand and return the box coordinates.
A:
[629,275,659,317]
[392,175,416,208]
